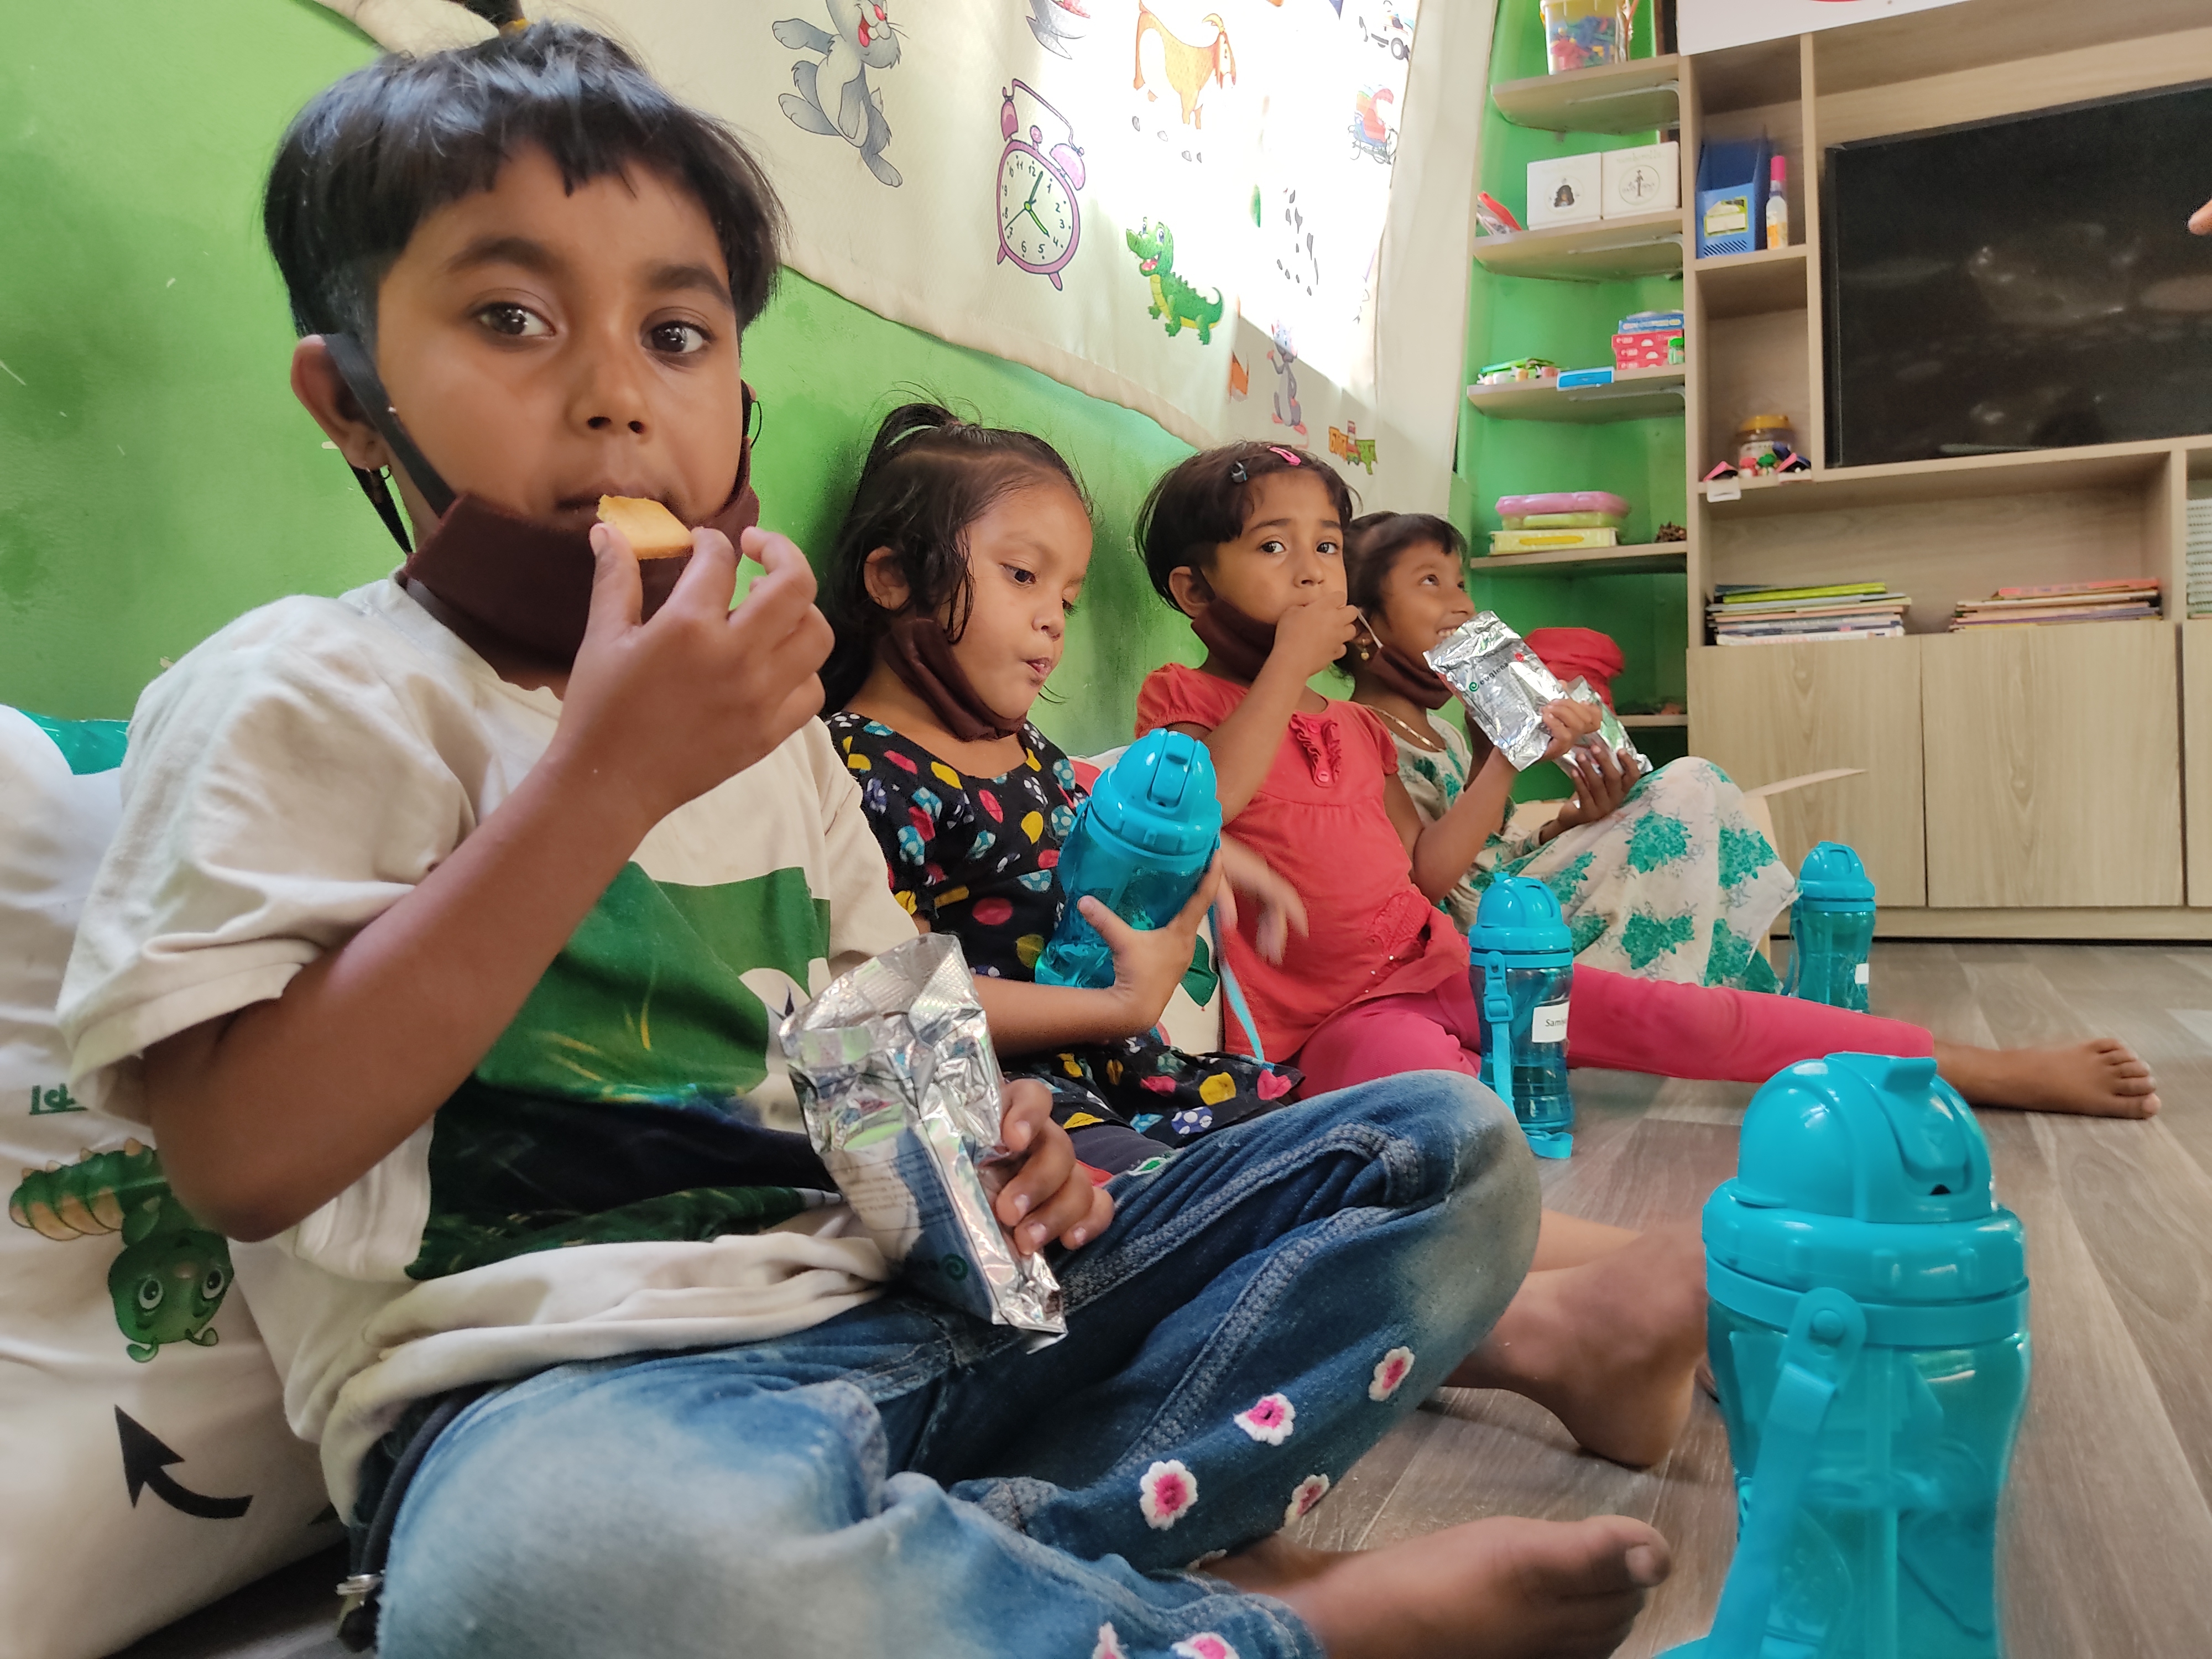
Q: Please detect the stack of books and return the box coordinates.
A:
[1949,578,2161,631]
[1709,582,1910,645]
[2190,498,2212,617]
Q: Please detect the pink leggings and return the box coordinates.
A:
[1293,966,1935,1098]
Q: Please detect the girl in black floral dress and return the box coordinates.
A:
[820,404,1303,1175]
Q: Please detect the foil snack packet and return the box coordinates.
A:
[778,932,1067,1339]
[1426,613,1652,778]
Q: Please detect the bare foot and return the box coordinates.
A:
[1209,1515,1668,1659]
[1446,1221,1707,1469]
[1532,1209,1640,1273]
[1934,1037,2161,1119]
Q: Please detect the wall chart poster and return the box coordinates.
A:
[320,0,1455,503]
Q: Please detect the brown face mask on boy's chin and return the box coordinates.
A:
[322,332,760,666]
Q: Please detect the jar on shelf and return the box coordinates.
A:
[1541,0,1629,74]
[1735,414,1796,473]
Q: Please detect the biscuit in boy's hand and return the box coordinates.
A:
[597,495,693,559]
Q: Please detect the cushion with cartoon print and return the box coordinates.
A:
[0,707,338,1659]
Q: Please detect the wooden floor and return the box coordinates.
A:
[1286,941,2212,1657]
[119,942,2212,1657]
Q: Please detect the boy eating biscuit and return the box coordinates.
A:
[59,27,1666,1658]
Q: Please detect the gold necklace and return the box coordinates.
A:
[1366,702,1443,753]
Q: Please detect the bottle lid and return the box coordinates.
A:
[1704,1053,2027,1323]
[1084,728,1222,857]
[1469,874,1573,962]
[1736,413,1791,434]
[1796,839,1876,907]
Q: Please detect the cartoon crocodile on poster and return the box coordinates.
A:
[1126,220,1224,345]
[10,1141,232,1361]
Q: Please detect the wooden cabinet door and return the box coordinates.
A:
[2179,621,2212,907]
[1688,637,1926,906]
[1921,623,2181,907]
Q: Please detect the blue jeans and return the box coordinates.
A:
[377,1072,1539,1658]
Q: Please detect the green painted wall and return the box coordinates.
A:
[0,0,1204,759]
[1457,0,1689,800]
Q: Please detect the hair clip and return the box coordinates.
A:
[1268,446,1303,467]
[1229,461,1249,483]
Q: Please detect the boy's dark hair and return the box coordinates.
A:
[264,23,784,345]
[1136,441,1358,611]
[820,403,1090,711]
[1345,511,1468,613]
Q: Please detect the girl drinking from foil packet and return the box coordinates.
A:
[1341,509,1796,990]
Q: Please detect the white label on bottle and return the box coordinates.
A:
[1855,962,1871,986]
[1533,1001,1570,1044]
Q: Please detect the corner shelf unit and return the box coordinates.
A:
[1491,54,1682,135]
[1466,367,1686,425]
[1470,211,1684,283]
[1476,542,1688,577]
[1459,4,1691,793]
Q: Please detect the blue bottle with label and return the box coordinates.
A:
[1034,729,1220,990]
[1782,841,1877,1012]
[1665,1052,2030,1659]
[1468,875,1575,1159]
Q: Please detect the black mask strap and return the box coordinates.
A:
[323,333,457,554]
[321,332,761,557]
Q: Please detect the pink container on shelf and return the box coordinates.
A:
[1495,491,1632,530]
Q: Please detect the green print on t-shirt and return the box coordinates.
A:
[408,863,836,1279]
[475,864,831,1105]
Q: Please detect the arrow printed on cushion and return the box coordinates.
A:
[115,1408,252,1520]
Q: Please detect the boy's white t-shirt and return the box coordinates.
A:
[58,578,917,1512]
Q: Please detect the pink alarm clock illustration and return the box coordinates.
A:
[997,81,1086,289]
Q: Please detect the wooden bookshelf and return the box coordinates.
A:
[1673,1,2212,933]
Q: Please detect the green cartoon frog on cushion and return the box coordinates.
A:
[9,1141,233,1361]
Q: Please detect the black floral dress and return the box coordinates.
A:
[826,713,1300,1174]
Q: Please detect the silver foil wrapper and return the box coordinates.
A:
[1426,613,1652,778]
[778,932,1066,1339]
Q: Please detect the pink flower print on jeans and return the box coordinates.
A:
[1233,1393,1296,1446]
[1284,1473,1331,1527]
[1173,1637,1240,1659]
[1140,1459,1198,1530]
[1092,1625,1128,1659]
[1369,1346,1416,1401]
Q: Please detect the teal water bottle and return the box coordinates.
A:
[1034,730,1221,990]
[1783,841,1877,1011]
[1666,1052,2030,1659]
[1468,876,1576,1159]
